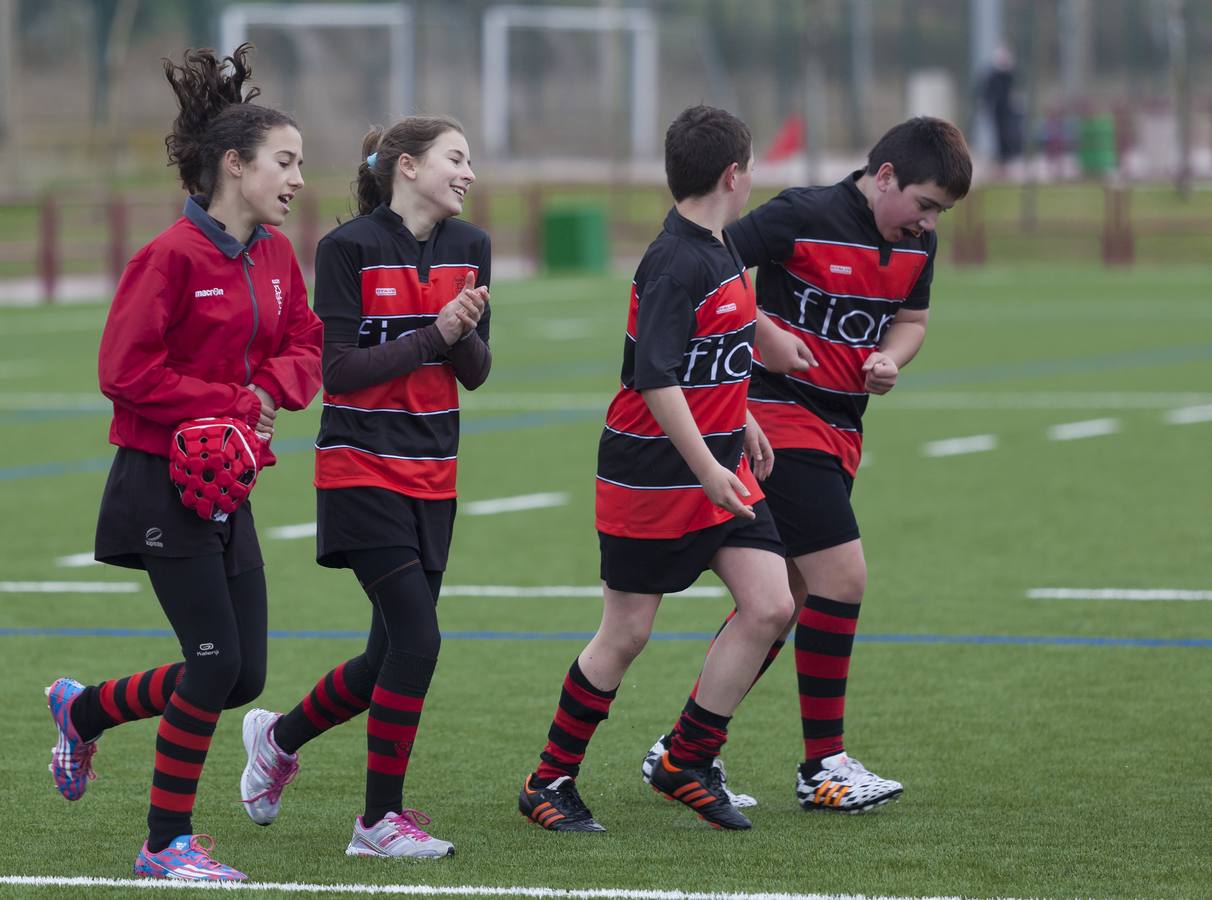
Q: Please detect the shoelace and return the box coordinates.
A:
[178,834,227,872]
[547,777,591,817]
[56,738,98,783]
[383,809,434,842]
[242,752,299,805]
[704,763,729,797]
[828,757,873,784]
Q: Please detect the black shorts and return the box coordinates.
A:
[599,499,784,595]
[761,448,860,557]
[94,448,264,578]
[316,487,456,572]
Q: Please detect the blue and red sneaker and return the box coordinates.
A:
[45,677,98,801]
[133,834,247,881]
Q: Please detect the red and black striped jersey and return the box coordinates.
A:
[726,172,936,476]
[313,205,490,499]
[596,208,762,540]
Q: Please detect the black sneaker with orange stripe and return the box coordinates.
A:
[518,774,606,832]
[648,751,751,830]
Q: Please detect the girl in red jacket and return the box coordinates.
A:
[43,44,322,882]
[238,116,490,859]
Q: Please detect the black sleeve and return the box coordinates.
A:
[725,189,802,269]
[473,233,491,344]
[903,232,937,310]
[323,327,450,395]
[633,274,695,391]
[312,236,363,344]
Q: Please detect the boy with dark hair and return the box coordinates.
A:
[517,105,795,833]
[641,116,972,814]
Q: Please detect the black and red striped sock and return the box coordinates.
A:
[687,609,787,705]
[534,657,616,782]
[363,648,436,827]
[147,687,220,852]
[667,698,731,769]
[272,655,375,755]
[796,594,860,764]
[69,663,185,742]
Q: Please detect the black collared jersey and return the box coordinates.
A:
[312,204,490,499]
[595,208,762,540]
[726,171,936,476]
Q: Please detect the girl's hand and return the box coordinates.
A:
[700,463,756,520]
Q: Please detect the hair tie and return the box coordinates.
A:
[365,152,378,167]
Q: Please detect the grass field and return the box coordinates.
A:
[1,261,1211,898]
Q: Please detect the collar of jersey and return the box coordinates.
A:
[183,195,271,259]
[663,206,720,243]
[371,203,443,244]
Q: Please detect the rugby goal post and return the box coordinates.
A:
[218,3,413,117]
[481,4,659,159]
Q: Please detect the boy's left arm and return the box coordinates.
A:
[862,307,929,395]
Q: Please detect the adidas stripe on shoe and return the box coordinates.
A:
[346,810,453,859]
[648,751,751,830]
[133,834,246,881]
[518,774,606,832]
[45,678,98,801]
[641,733,757,808]
[796,752,903,813]
[240,708,299,825]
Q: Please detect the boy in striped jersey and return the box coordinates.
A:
[518,106,795,833]
[643,117,972,814]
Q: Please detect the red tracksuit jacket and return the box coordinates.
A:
[98,198,323,467]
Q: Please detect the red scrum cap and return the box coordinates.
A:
[169,417,262,521]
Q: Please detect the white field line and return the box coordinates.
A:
[266,493,570,541]
[1045,418,1120,441]
[894,391,1212,410]
[0,875,935,899]
[0,581,139,594]
[266,523,316,540]
[921,434,997,457]
[1165,404,1212,425]
[464,492,569,515]
[56,552,101,568]
[442,585,727,599]
[1029,587,1212,602]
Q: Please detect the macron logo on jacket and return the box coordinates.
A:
[193,287,225,298]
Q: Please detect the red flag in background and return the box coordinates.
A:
[762,114,806,163]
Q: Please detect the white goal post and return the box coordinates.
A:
[218,3,413,117]
[481,4,659,159]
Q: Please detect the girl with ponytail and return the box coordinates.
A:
[238,116,491,860]
[44,44,322,882]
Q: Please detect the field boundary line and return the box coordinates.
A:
[0,581,139,593]
[0,875,940,899]
[1029,587,1212,601]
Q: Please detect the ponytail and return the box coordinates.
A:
[163,43,297,198]
[354,115,464,216]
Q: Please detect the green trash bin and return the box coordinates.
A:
[542,206,609,273]
[1078,115,1117,176]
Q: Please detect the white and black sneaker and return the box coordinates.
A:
[795,752,902,813]
[641,734,757,808]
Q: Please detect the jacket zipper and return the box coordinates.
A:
[240,252,259,384]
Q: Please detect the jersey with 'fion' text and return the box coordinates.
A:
[596,207,762,540]
[726,171,937,476]
[313,205,491,499]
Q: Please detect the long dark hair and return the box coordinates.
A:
[355,116,464,216]
[163,43,297,199]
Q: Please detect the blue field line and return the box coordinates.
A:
[1,626,1209,648]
